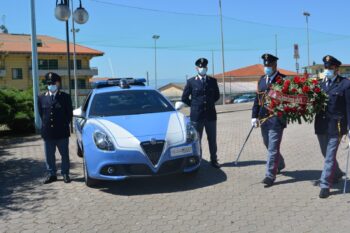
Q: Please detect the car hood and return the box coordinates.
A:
[91,111,187,145]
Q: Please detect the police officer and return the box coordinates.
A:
[251,53,286,187]
[182,58,221,168]
[315,55,350,198]
[38,72,73,184]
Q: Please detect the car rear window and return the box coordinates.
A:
[89,90,174,117]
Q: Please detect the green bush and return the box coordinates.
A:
[0,87,35,133]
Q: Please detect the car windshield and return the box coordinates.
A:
[89,90,174,117]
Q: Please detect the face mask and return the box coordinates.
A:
[264,67,273,76]
[48,85,58,93]
[324,69,335,79]
[198,68,207,76]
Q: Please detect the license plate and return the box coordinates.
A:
[170,145,193,157]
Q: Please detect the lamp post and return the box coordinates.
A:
[152,35,160,89]
[219,0,226,105]
[55,0,89,110]
[303,11,311,67]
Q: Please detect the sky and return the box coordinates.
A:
[2,0,350,87]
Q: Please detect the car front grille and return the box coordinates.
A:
[140,140,165,166]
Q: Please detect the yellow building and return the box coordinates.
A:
[305,64,350,79]
[0,33,104,97]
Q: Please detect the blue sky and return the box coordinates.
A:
[2,0,350,87]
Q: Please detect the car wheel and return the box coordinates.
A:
[77,140,83,158]
[83,158,98,187]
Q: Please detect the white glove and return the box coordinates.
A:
[251,118,259,128]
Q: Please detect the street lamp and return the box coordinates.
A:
[152,35,160,89]
[219,0,226,105]
[303,11,311,67]
[54,0,89,110]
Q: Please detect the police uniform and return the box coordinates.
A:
[252,53,286,187]
[315,55,350,198]
[182,58,221,167]
[38,72,73,183]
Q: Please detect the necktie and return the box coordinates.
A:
[51,95,54,102]
[266,76,270,85]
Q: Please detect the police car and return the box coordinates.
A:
[73,78,201,187]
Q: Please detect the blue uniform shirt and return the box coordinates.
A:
[182,75,220,122]
[315,75,350,136]
[38,90,73,139]
[252,71,287,129]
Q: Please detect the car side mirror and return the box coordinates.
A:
[175,101,185,110]
[73,107,84,118]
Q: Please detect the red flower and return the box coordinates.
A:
[302,86,310,93]
[276,78,282,84]
[300,77,307,83]
[314,87,321,93]
[293,76,301,84]
[282,87,288,94]
[277,111,283,117]
[312,79,318,85]
[284,80,291,86]
[291,88,297,93]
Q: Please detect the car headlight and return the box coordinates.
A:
[186,123,198,143]
[93,131,115,151]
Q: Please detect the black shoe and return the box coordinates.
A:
[211,160,221,169]
[63,174,71,183]
[319,188,330,199]
[262,177,274,188]
[43,175,57,184]
[277,164,285,174]
[333,172,345,184]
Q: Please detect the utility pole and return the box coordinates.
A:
[152,35,160,89]
[303,11,311,67]
[275,34,278,57]
[30,0,41,132]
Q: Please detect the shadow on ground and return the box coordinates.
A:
[87,160,227,196]
[0,146,48,217]
[221,160,265,168]
[274,170,321,186]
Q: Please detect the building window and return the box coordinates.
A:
[12,68,23,80]
[71,79,86,89]
[49,60,58,69]
[38,59,58,70]
[70,60,82,69]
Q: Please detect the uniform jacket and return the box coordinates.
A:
[182,75,220,122]
[38,90,73,139]
[252,71,287,129]
[315,75,350,136]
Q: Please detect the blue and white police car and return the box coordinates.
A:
[73,78,201,187]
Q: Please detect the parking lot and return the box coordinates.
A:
[1,107,350,233]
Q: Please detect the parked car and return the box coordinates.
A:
[73,78,201,187]
[233,94,256,104]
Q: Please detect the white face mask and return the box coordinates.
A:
[198,68,207,76]
[324,69,335,79]
[48,85,58,93]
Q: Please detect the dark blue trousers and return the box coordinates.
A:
[193,120,217,161]
[44,138,70,176]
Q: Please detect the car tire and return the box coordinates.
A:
[77,140,83,158]
[83,158,98,187]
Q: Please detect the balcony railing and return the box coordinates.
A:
[29,67,98,76]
